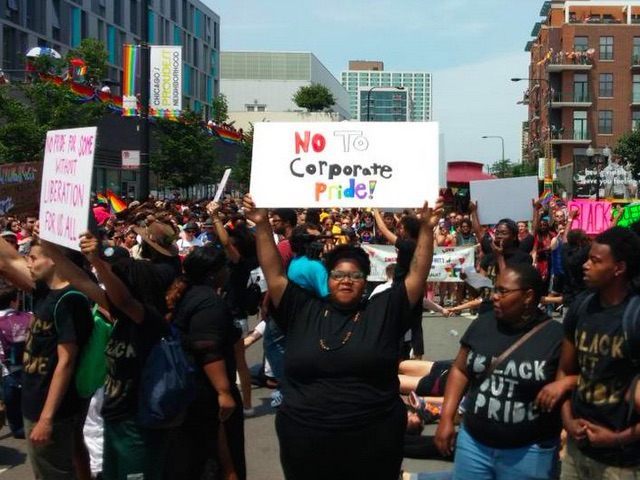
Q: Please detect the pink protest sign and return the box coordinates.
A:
[568,200,612,235]
[39,127,97,250]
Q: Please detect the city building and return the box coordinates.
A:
[220,51,351,124]
[341,61,432,122]
[522,0,640,196]
[0,0,220,116]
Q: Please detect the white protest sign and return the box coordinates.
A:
[470,176,539,225]
[250,122,440,208]
[39,127,97,250]
[362,244,475,283]
[213,168,232,202]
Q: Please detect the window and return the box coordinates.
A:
[599,36,613,60]
[114,0,123,26]
[634,37,640,64]
[599,73,613,97]
[130,0,139,34]
[633,111,640,131]
[573,111,588,140]
[599,110,613,134]
[573,73,589,102]
[634,75,640,103]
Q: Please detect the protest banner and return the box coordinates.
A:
[39,127,97,250]
[250,122,440,208]
[213,168,232,202]
[616,202,640,228]
[149,46,182,115]
[0,162,42,215]
[568,200,612,235]
[470,176,539,225]
[362,244,475,283]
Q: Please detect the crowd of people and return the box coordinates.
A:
[0,190,639,480]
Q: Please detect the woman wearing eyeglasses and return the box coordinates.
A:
[242,194,441,480]
[435,263,566,480]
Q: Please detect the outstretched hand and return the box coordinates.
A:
[206,200,221,218]
[420,197,444,230]
[242,194,268,225]
[79,231,100,261]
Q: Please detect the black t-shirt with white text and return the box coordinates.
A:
[460,311,563,448]
[564,293,640,466]
[272,281,412,430]
[22,283,93,422]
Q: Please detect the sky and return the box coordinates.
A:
[205,0,544,167]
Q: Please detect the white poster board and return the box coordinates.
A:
[39,127,97,250]
[470,176,539,225]
[250,122,440,208]
[213,168,232,202]
[121,150,140,169]
[149,45,182,112]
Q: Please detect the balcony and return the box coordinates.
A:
[550,92,592,108]
[547,52,594,72]
[550,129,591,145]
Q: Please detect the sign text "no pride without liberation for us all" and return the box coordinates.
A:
[39,127,97,251]
[250,122,440,208]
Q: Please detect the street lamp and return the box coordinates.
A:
[366,86,405,121]
[481,135,505,163]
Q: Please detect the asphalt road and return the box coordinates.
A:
[0,313,473,479]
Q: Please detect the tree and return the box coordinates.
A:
[234,124,252,188]
[488,159,514,178]
[151,109,220,189]
[292,84,335,112]
[66,39,109,85]
[211,93,229,124]
[615,129,640,177]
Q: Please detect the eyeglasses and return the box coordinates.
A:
[493,287,525,297]
[329,270,366,281]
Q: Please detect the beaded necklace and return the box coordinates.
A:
[318,309,362,352]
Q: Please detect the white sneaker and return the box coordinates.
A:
[243,407,256,417]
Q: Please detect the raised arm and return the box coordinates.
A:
[40,240,107,309]
[468,201,484,244]
[404,199,442,306]
[0,235,34,292]
[206,201,241,264]
[373,209,398,244]
[242,194,288,308]
[79,232,145,324]
[531,199,543,233]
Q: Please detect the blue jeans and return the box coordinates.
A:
[263,319,286,381]
[3,370,24,437]
[453,425,559,480]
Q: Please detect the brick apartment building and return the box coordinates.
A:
[523,0,640,197]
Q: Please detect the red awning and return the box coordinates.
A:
[447,161,496,184]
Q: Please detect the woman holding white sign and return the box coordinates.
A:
[243,194,441,480]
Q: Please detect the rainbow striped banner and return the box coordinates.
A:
[122,44,139,116]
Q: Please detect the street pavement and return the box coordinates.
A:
[0,313,473,479]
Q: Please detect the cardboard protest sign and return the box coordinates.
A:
[470,176,539,225]
[213,168,232,202]
[616,203,640,228]
[250,122,440,208]
[0,162,42,215]
[362,244,475,283]
[568,200,612,235]
[39,127,97,250]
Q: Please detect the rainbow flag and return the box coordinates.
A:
[96,192,108,205]
[106,189,127,213]
[122,45,139,116]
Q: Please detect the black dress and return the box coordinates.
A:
[273,281,413,480]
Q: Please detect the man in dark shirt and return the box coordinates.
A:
[558,227,640,477]
[0,236,93,479]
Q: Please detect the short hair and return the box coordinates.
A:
[400,216,421,240]
[273,208,297,228]
[566,229,588,247]
[460,219,472,229]
[385,263,396,279]
[496,218,519,246]
[594,227,640,281]
[503,263,545,304]
[324,244,371,277]
[0,286,18,309]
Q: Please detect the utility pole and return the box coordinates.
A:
[139,0,150,200]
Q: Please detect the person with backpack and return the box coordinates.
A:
[165,245,246,480]
[0,236,93,480]
[44,235,173,480]
[556,227,640,478]
[0,286,31,438]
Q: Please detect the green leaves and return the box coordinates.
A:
[615,130,640,178]
[292,84,335,112]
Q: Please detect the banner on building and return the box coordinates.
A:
[573,157,639,201]
[39,127,97,251]
[0,162,42,215]
[122,44,139,116]
[149,45,182,116]
[250,122,440,208]
[362,244,475,283]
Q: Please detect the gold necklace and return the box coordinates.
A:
[319,309,361,352]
